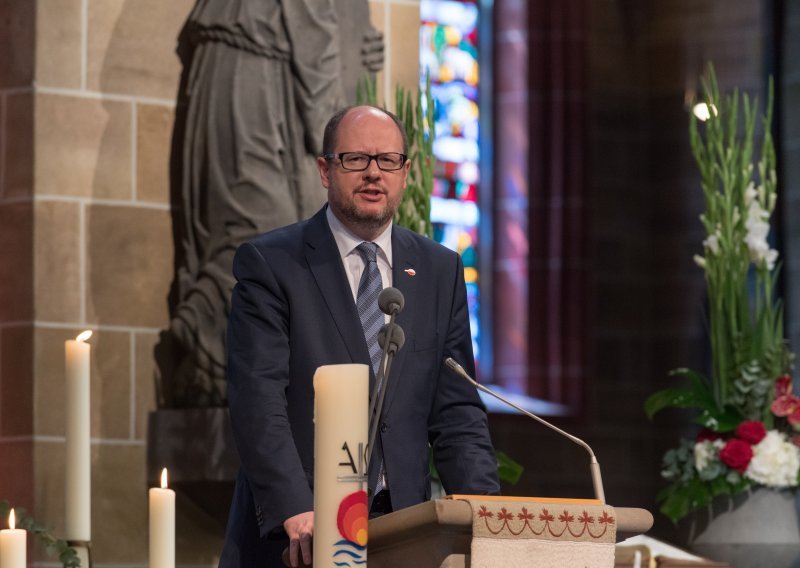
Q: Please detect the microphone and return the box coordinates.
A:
[444,357,606,504]
[378,287,404,316]
[367,288,406,468]
[378,323,405,354]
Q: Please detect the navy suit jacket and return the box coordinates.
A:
[220,207,499,564]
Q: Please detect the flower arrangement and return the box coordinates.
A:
[645,65,795,523]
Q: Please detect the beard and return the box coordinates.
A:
[328,188,400,233]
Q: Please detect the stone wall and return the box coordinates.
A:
[0,1,420,565]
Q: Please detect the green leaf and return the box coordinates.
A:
[0,499,81,567]
[658,478,712,524]
[645,387,712,419]
[496,451,524,485]
[693,406,743,433]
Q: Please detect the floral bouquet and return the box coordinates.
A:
[645,65,795,523]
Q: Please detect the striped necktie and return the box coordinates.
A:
[355,242,388,494]
[355,242,383,376]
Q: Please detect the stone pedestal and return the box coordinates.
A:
[147,408,239,525]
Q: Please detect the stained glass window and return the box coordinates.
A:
[420,0,482,361]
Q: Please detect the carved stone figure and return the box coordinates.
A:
[155,0,383,407]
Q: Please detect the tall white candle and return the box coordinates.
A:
[313,364,369,566]
[149,467,175,568]
[0,509,26,568]
[65,330,92,542]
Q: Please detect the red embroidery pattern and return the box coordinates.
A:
[476,505,615,540]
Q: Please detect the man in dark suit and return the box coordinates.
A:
[220,106,499,567]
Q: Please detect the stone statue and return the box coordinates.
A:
[155,0,384,407]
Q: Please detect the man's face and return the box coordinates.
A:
[318,107,410,240]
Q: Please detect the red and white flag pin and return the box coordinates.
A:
[404,268,416,277]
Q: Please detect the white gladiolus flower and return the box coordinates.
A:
[744,198,778,270]
[695,439,724,472]
[745,430,800,488]
[703,233,721,255]
[744,182,758,205]
[693,254,706,268]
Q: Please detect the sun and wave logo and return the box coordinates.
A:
[332,490,367,566]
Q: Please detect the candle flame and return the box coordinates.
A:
[161,467,168,489]
[8,508,15,530]
[76,330,93,343]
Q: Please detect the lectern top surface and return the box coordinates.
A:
[446,494,604,506]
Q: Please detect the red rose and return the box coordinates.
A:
[735,421,767,445]
[696,428,722,443]
[719,439,754,473]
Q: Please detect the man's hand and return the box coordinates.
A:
[283,511,314,567]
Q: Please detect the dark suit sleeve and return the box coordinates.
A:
[227,242,313,534]
[428,253,501,495]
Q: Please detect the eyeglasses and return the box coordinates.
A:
[323,152,407,172]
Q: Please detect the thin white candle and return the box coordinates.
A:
[0,509,26,568]
[65,330,92,542]
[149,467,175,568]
[313,364,369,566]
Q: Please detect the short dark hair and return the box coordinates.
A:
[321,105,409,156]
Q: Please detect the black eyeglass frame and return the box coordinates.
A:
[322,152,408,172]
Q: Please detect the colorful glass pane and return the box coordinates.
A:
[421,0,482,361]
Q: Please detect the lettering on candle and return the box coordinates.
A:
[338,442,357,473]
[337,442,367,490]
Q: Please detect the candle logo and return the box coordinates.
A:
[333,491,367,565]
[332,441,367,565]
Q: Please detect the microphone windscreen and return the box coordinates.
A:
[378,287,404,315]
[378,323,405,351]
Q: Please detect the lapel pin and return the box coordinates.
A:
[404,268,416,276]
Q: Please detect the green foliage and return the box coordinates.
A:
[645,63,794,524]
[495,451,524,485]
[356,73,435,238]
[644,367,743,432]
[686,63,787,414]
[656,439,751,523]
[644,368,716,419]
[0,500,80,567]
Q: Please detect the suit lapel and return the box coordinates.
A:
[304,209,370,365]
[383,227,419,415]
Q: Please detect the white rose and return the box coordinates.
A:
[694,439,724,472]
[745,430,800,488]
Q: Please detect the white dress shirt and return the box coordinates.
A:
[326,206,393,305]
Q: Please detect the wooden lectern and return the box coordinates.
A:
[284,497,653,567]
[367,497,653,567]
